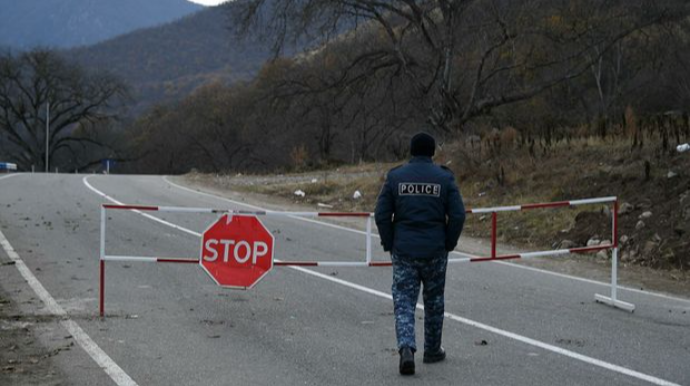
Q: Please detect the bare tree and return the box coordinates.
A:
[233,0,687,133]
[0,49,127,170]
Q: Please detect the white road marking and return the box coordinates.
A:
[161,176,690,305]
[291,266,682,386]
[0,230,137,386]
[85,175,682,386]
[493,261,690,305]
[84,177,199,237]
[161,176,385,237]
[0,173,20,181]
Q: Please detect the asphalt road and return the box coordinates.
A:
[0,173,688,386]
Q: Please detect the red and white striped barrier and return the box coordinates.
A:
[461,196,632,312]
[466,197,618,262]
[98,196,634,316]
[102,204,372,217]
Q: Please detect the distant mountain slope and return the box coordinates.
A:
[67,3,294,113]
[0,0,203,49]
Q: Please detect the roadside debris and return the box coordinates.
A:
[558,240,576,249]
[639,211,653,220]
[618,202,634,215]
[586,238,601,247]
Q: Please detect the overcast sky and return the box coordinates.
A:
[188,0,231,5]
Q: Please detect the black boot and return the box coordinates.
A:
[423,347,446,364]
[399,347,415,375]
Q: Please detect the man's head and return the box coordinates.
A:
[410,132,436,157]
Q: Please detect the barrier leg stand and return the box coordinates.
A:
[365,216,372,265]
[99,206,106,318]
[595,247,635,312]
[491,212,497,260]
[611,246,618,302]
[100,260,105,318]
[595,200,635,312]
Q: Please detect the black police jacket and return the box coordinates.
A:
[374,156,466,259]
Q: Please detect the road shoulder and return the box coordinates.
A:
[0,257,68,386]
[171,174,690,300]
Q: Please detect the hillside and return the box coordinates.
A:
[0,0,202,49]
[182,135,690,274]
[67,2,292,113]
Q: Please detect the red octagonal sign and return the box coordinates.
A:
[200,214,275,289]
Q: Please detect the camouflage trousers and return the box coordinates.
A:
[391,253,448,352]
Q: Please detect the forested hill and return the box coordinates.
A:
[67,3,289,113]
[0,0,202,49]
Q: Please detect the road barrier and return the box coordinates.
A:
[98,196,633,317]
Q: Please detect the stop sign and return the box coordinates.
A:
[199,214,275,289]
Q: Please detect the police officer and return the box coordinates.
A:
[375,132,465,376]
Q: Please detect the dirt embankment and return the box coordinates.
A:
[183,138,690,276]
[453,138,690,272]
[180,158,690,296]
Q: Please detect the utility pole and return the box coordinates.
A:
[45,102,50,173]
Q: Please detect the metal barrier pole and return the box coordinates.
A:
[491,212,497,259]
[100,206,106,317]
[611,199,619,302]
[365,216,372,264]
[595,198,635,312]
[611,247,618,302]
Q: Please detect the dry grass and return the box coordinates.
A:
[241,174,386,212]
[233,135,689,269]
